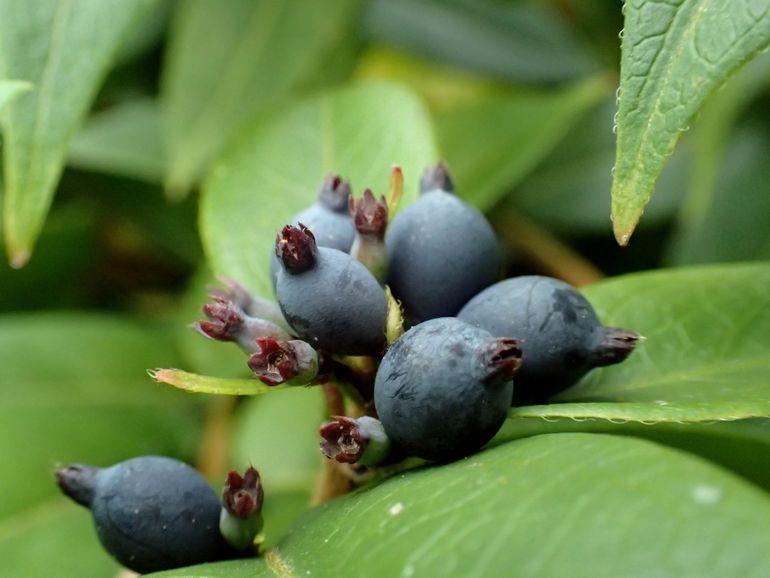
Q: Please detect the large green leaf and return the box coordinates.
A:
[537,264,770,423]
[0,313,205,576]
[611,0,770,245]
[0,0,154,267]
[161,0,362,198]
[201,81,438,297]
[494,418,770,492]
[437,75,612,212]
[68,98,164,183]
[151,434,770,577]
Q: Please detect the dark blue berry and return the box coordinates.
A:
[270,174,355,292]
[458,276,639,405]
[374,318,521,462]
[55,456,228,574]
[385,163,499,322]
[275,225,387,355]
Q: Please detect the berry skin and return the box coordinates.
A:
[385,163,499,322]
[374,318,521,462]
[270,174,355,291]
[55,456,228,574]
[458,276,639,405]
[275,225,388,355]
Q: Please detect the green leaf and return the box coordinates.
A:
[151,434,770,577]
[0,79,31,116]
[151,368,281,396]
[363,0,597,84]
[548,263,770,421]
[148,558,270,578]
[161,0,362,198]
[68,98,164,183]
[611,0,770,245]
[437,75,612,212]
[201,81,438,297]
[0,0,155,267]
[494,418,770,492]
[0,313,205,575]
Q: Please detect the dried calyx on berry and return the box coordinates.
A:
[320,415,391,466]
[220,466,265,551]
[420,160,454,194]
[247,337,320,386]
[349,189,388,282]
[275,224,318,274]
[318,173,352,212]
[194,295,290,354]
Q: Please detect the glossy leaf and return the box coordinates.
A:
[545,264,770,422]
[161,0,362,197]
[437,75,612,212]
[0,313,204,575]
[152,434,770,577]
[363,0,596,83]
[68,98,164,182]
[612,0,770,244]
[201,81,438,297]
[494,418,770,491]
[151,368,281,396]
[0,0,155,266]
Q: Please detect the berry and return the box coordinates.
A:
[275,225,388,355]
[385,162,499,322]
[374,318,521,462]
[270,174,355,291]
[458,276,639,405]
[55,456,227,574]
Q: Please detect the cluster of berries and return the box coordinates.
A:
[55,163,639,573]
[201,162,639,463]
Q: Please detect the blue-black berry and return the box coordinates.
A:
[275,224,387,355]
[458,275,639,405]
[385,162,499,322]
[55,456,228,574]
[374,317,521,462]
[270,174,355,291]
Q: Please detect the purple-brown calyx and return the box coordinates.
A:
[349,189,388,239]
[223,467,264,519]
[248,338,298,385]
[318,173,352,212]
[319,416,367,463]
[195,297,244,341]
[592,327,640,366]
[420,161,454,194]
[482,338,523,383]
[275,224,317,273]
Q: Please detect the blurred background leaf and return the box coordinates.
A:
[0,0,156,267]
[161,0,363,198]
